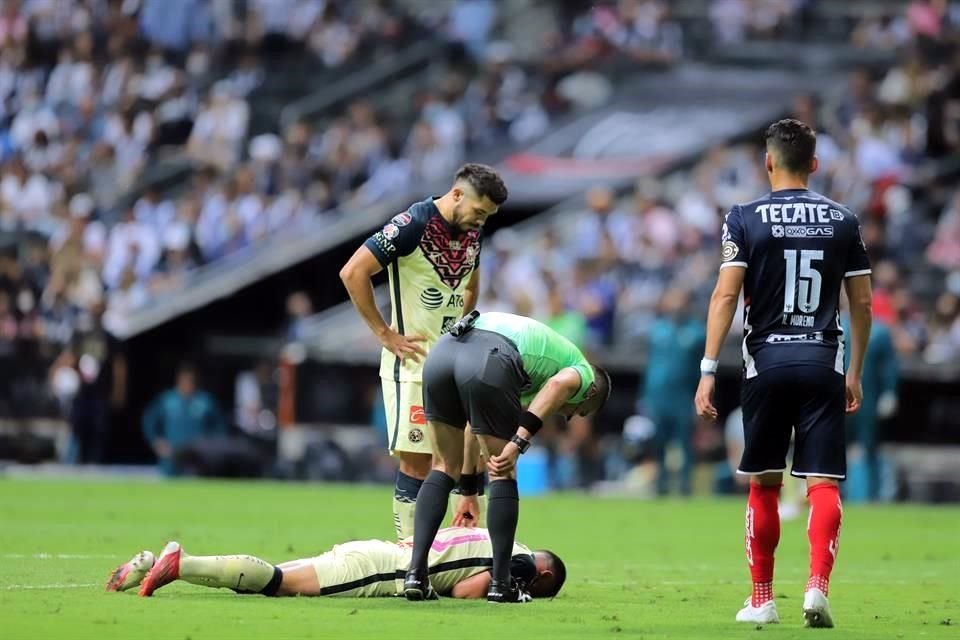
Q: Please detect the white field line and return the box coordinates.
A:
[2,553,118,559]
[5,583,98,590]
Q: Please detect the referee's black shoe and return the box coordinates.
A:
[487,579,532,604]
[403,569,437,601]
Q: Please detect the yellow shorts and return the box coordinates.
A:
[381,379,431,455]
[309,540,406,597]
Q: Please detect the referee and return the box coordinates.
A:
[340,164,508,539]
[403,311,611,602]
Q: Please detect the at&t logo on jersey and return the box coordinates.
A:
[419,288,464,310]
[420,288,444,310]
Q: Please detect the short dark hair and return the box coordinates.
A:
[765,118,817,175]
[534,550,567,598]
[454,163,508,205]
[579,364,612,415]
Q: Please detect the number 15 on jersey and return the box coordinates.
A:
[783,249,824,314]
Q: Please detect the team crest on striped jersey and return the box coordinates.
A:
[419,217,480,289]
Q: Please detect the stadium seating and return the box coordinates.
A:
[1,0,958,495]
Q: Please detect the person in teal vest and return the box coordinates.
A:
[142,363,228,476]
[841,315,898,501]
[642,288,705,496]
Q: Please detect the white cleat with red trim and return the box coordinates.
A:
[106,550,155,592]
[139,542,182,597]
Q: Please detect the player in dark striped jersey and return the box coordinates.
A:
[695,119,873,628]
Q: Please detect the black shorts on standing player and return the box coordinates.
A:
[738,366,847,479]
[422,329,529,440]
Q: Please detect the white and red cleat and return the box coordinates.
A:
[736,597,780,624]
[106,550,155,592]
[139,542,182,597]
[803,588,835,628]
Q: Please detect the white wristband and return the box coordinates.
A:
[700,358,718,375]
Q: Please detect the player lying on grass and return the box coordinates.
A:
[106,526,565,600]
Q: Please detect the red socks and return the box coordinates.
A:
[746,483,781,606]
[806,483,842,596]
[744,482,842,606]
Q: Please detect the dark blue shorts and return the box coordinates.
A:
[738,365,847,480]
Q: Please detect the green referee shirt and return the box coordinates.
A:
[473,311,596,405]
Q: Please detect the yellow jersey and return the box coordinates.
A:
[364,198,482,383]
[411,526,534,596]
[310,527,534,598]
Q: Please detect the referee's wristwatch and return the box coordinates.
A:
[510,434,531,454]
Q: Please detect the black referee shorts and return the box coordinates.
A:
[738,365,847,480]
[422,329,528,440]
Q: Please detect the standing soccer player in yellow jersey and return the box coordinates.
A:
[339,164,508,539]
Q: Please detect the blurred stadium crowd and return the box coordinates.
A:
[482,3,960,366]
[0,0,959,498]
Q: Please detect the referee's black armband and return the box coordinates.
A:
[459,473,483,496]
[518,410,543,436]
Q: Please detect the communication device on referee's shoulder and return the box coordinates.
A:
[449,310,480,337]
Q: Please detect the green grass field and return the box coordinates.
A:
[1,478,958,639]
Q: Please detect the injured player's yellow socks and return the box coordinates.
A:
[393,496,417,539]
[393,472,490,538]
[179,553,282,595]
[394,471,422,539]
